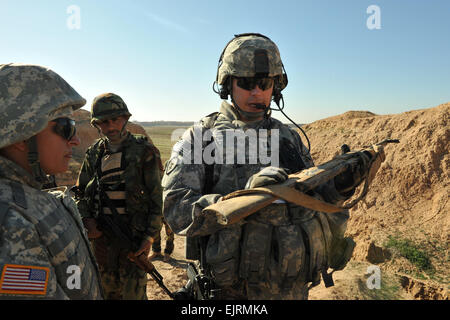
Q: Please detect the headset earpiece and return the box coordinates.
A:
[218,77,231,100]
[214,33,288,101]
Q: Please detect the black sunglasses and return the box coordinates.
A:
[51,117,76,141]
[235,77,274,91]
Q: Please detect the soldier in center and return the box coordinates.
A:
[75,93,163,300]
[162,34,365,299]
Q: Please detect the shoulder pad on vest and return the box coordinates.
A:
[200,112,220,129]
[131,133,149,144]
[87,138,106,153]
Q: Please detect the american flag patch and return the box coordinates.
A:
[0,264,49,295]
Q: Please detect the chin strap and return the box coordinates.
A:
[119,118,129,138]
[26,136,51,185]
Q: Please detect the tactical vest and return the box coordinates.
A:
[0,180,103,299]
[185,110,352,295]
[84,134,157,240]
[93,149,127,215]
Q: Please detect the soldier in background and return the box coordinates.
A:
[75,93,163,300]
[0,63,103,299]
[162,34,368,299]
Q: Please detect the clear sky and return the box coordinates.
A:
[1,0,449,124]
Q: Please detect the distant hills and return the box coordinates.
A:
[133,121,194,127]
[134,120,303,128]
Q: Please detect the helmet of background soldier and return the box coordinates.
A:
[90,93,132,125]
[0,63,86,149]
[217,34,287,91]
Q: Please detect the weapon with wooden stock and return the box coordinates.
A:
[96,184,175,299]
[203,139,399,226]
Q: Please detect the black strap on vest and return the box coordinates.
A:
[0,202,9,245]
[0,202,10,228]
[10,181,27,209]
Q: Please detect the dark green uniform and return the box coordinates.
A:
[76,132,163,299]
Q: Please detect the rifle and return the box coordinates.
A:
[96,183,175,299]
[203,139,399,226]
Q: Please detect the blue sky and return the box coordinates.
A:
[1,0,449,124]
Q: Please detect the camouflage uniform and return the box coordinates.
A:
[76,94,163,300]
[151,217,175,257]
[162,35,354,300]
[0,63,103,299]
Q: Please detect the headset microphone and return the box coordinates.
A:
[254,104,267,110]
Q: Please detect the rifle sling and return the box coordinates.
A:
[224,184,344,214]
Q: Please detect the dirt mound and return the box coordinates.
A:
[303,102,449,241]
[319,110,377,122]
[304,102,449,299]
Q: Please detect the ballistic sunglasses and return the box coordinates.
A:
[235,77,274,91]
[51,117,76,141]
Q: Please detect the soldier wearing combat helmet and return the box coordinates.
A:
[0,63,103,299]
[75,93,163,300]
[162,34,369,299]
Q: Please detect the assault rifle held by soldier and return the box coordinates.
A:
[72,178,175,299]
[203,139,399,226]
[95,183,175,299]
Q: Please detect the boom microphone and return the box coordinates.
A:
[254,104,267,110]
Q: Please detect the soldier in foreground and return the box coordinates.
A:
[162,34,373,299]
[0,63,103,299]
[75,93,163,300]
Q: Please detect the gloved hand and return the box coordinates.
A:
[245,166,289,189]
[82,217,103,239]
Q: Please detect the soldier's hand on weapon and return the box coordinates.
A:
[82,217,103,239]
[245,166,289,189]
[131,237,154,259]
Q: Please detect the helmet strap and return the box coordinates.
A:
[26,136,51,185]
[119,117,129,138]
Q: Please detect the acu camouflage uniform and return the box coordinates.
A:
[0,63,103,299]
[163,33,356,299]
[76,113,163,299]
[163,102,353,300]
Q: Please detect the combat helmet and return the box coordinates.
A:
[0,63,85,149]
[90,93,132,125]
[216,33,288,100]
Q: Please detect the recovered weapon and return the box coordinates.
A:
[203,139,399,226]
